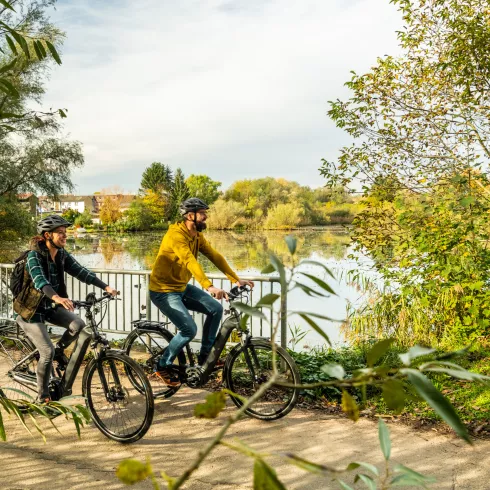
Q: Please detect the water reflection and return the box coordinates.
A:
[65,228,356,348]
[67,228,351,272]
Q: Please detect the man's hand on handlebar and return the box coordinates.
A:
[104,286,119,297]
[52,295,75,312]
[207,286,229,301]
[236,279,254,289]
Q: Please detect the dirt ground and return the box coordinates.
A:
[0,381,489,490]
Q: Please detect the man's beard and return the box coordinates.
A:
[196,222,207,232]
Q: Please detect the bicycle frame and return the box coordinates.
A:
[131,287,259,388]
[8,295,118,399]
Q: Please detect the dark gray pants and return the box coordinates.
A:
[16,308,85,400]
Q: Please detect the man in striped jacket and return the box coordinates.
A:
[14,215,117,403]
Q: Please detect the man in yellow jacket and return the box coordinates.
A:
[149,197,254,386]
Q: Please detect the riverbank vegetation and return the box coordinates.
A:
[324,0,490,352]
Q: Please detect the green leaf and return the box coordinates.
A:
[239,313,250,332]
[255,293,280,307]
[269,252,286,288]
[460,196,475,207]
[299,272,337,295]
[1,387,35,401]
[0,57,17,74]
[294,281,328,298]
[58,108,67,118]
[221,439,263,459]
[253,459,287,490]
[5,35,17,55]
[285,235,297,255]
[283,454,338,475]
[337,481,355,490]
[404,370,470,443]
[233,302,267,321]
[46,40,62,64]
[36,40,47,58]
[33,40,44,60]
[421,366,490,381]
[194,390,227,419]
[0,78,19,97]
[261,264,275,274]
[399,346,436,366]
[10,31,29,59]
[393,463,436,484]
[0,408,5,441]
[116,459,152,485]
[292,311,337,321]
[382,379,406,413]
[0,0,15,11]
[298,313,332,346]
[378,418,391,460]
[366,338,394,367]
[341,390,359,421]
[299,259,336,279]
[353,462,379,477]
[321,363,345,380]
[358,474,376,490]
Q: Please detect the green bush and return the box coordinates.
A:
[74,210,93,228]
[263,203,303,229]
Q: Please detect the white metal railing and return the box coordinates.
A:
[0,265,287,348]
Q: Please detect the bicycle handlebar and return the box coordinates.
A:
[210,285,251,301]
[52,292,120,310]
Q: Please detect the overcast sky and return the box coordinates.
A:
[45,0,402,195]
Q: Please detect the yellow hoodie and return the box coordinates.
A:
[149,222,240,293]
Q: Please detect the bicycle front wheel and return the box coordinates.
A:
[224,339,300,421]
[83,351,154,443]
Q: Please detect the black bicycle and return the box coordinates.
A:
[0,292,154,443]
[124,285,300,420]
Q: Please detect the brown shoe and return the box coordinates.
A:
[214,358,226,369]
[154,366,181,387]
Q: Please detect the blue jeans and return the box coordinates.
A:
[150,284,224,366]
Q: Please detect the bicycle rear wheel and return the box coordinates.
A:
[124,327,186,399]
[83,351,154,443]
[224,339,300,421]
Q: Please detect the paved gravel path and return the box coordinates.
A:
[0,384,489,490]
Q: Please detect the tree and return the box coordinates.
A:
[140,162,173,195]
[0,0,65,135]
[169,168,189,221]
[322,0,490,348]
[185,174,221,206]
[99,195,123,225]
[141,189,168,224]
[62,208,81,224]
[263,203,303,230]
[74,210,93,228]
[0,1,82,246]
[206,198,245,230]
[322,0,490,194]
[124,198,155,231]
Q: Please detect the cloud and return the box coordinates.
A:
[45,0,402,193]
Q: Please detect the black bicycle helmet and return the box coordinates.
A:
[37,215,73,235]
[179,197,209,216]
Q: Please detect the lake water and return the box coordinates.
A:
[65,228,365,349]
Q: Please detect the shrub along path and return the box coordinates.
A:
[0,383,489,489]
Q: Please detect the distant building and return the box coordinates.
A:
[38,194,136,216]
[93,194,136,213]
[38,195,97,214]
